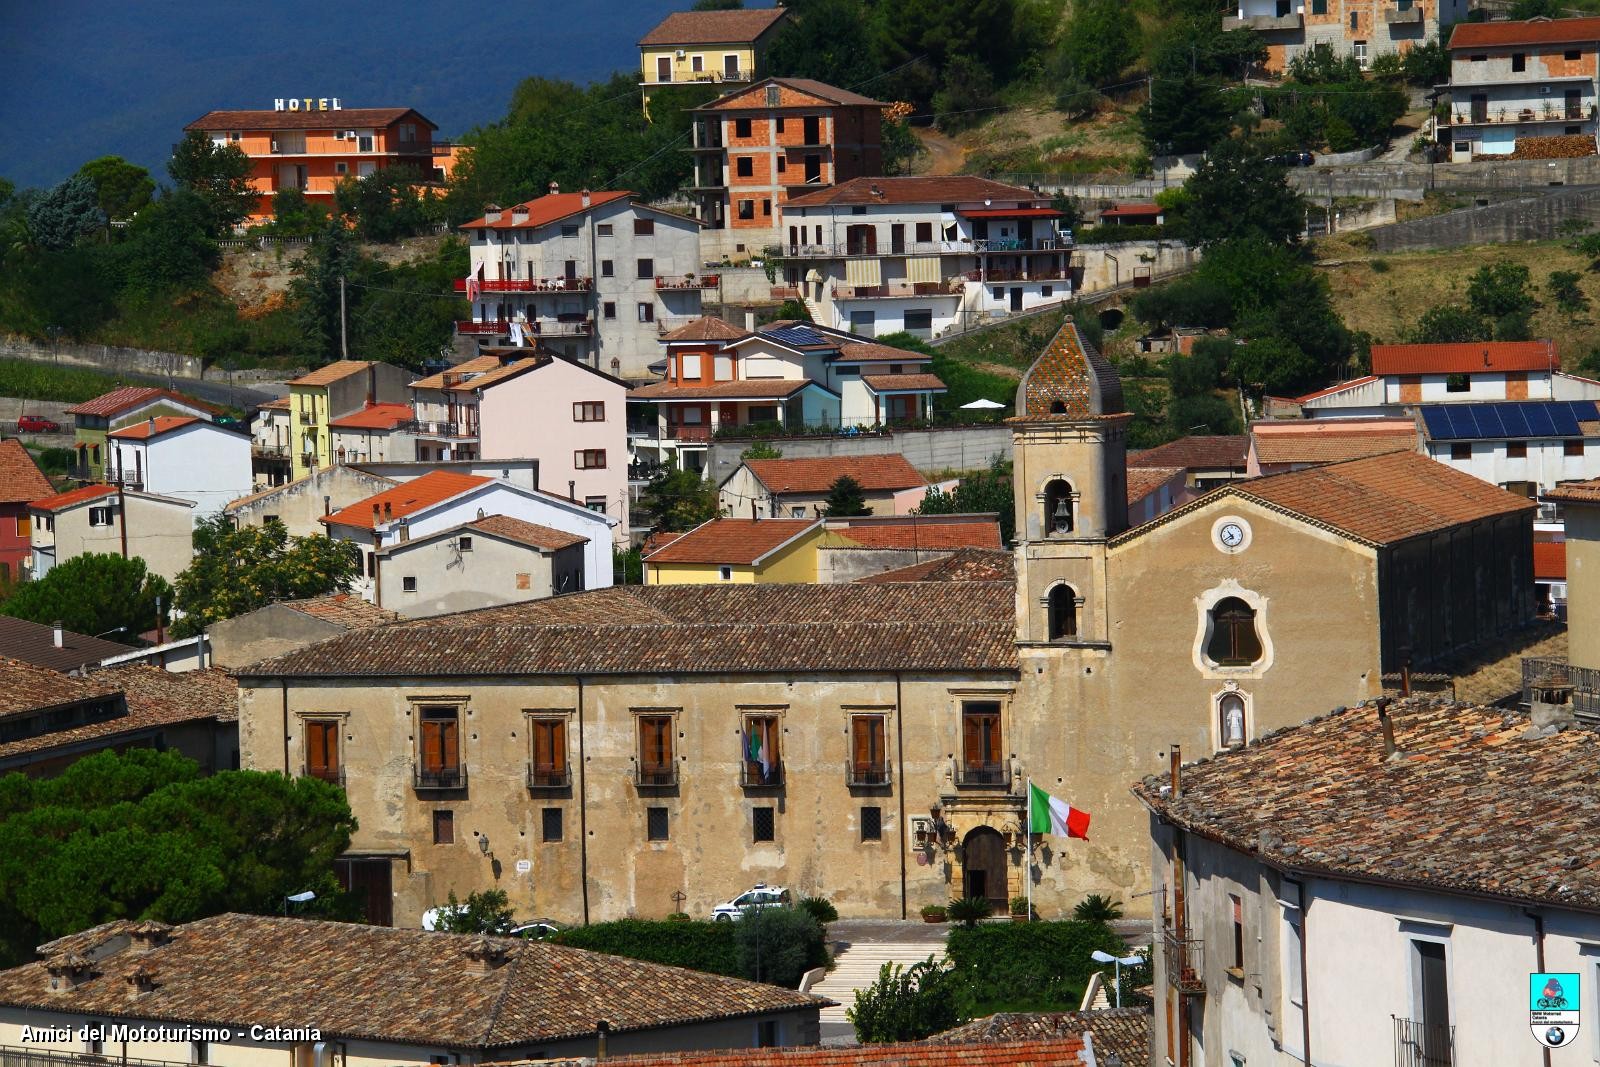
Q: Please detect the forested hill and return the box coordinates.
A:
[0,0,681,188]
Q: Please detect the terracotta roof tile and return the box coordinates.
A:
[106,416,201,441]
[1250,422,1417,466]
[744,455,926,494]
[646,518,819,565]
[827,519,1001,551]
[447,358,546,393]
[1449,15,1600,49]
[638,7,788,45]
[257,396,291,411]
[629,380,813,401]
[512,1038,1089,1067]
[289,360,392,388]
[1368,340,1558,375]
[0,439,53,505]
[29,484,117,512]
[327,404,413,431]
[0,657,120,717]
[1548,478,1600,503]
[1126,466,1183,506]
[0,618,135,673]
[785,176,1045,209]
[703,78,888,111]
[1015,321,1123,420]
[468,515,589,552]
[1535,540,1566,580]
[284,594,400,628]
[1293,375,1381,404]
[660,317,750,342]
[0,914,822,1047]
[928,1008,1150,1064]
[186,108,434,133]
[835,342,933,364]
[410,356,506,391]
[460,191,634,231]
[321,470,492,530]
[1128,435,1248,471]
[0,666,238,763]
[239,582,1017,677]
[856,548,1016,584]
[1135,698,1600,912]
[64,387,217,418]
[863,373,946,393]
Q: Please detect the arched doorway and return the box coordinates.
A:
[961,826,1009,913]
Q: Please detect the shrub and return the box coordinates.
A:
[920,904,948,922]
[1010,895,1031,916]
[666,912,692,922]
[554,919,740,978]
[946,896,993,927]
[848,958,959,1043]
[734,906,828,988]
[1370,259,1390,273]
[1075,223,1167,245]
[800,896,839,924]
[944,920,1127,1016]
[1072,893,1124,923]
[431,889,515,934]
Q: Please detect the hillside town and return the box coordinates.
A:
[11,0,1600,1064]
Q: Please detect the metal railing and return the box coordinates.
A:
[301,764,346,787]
[413,763,467,790]
[403,419,479,439]
[1450,105,1594,126]
[455,319,592,337]
[0,1045,194,1067]
[970,267,1072,282]
[641,69,752,86]
[847,764,892,788]
[954,759,1009,788]
[1393,1016,1454,1067]
[655,274,720,290]
[782,236,1072,258]
[1163,930,1206,994]
[527,764,572,790]
[741,761,785,788]
[253,443,290,457]
[832,281,955,300]
[635,763,678,788]
[1522,657,1600,721]
[455,277,594,293]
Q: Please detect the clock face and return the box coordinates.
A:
[1219,522,1245,548]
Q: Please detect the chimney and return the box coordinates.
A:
[1374,697,1398,758]
[46,953,93,994]
[147,415,156,435]
[596,1020,611,1062]
[371,503,381,523]
[127,920,172,953]
[484,204,502,223]
[581,188,591,208]
[53,620,63,649]
[324,495,332,516]
[512,204,529,222]
[367,363,376,407]
[125,963,157,998]
[463,937,510,976]
[548,181,561,196]
[568,479,575,501]
[1169,744,1181,800]
[745,309,756,331]
[383,501,393,520]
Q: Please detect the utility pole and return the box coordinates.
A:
[339,276,349,359]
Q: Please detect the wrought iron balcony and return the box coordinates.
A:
[954,759,1009,788]
[1393,1016,1453,1067]
[527,764,572,790]
[832,281,956,300]
[1162,930,1206,995]
[847,763,892,788]
[741,760,785,788]
[301,764,346,788]
[635,763,678,789]
[656,274,721,290]
[455,277,594,293]
[413,763,467,791]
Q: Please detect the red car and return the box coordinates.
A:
[16,416,60,433]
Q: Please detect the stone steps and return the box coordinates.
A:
[812,938,948,1024]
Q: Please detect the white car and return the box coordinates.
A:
[711,884,792,922]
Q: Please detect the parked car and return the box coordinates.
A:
[16,415,60,433]
[711,884,792,922]
[510,919,565,940]
[1269,151,1316,168]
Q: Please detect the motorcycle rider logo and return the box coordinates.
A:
[1531,973,1580,1048]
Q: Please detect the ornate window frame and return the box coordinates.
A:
[1193,580,1273,679]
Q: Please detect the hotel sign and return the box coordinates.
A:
[273,98,343,112]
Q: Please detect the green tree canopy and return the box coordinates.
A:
[334,166,438,243]
[1139,74,1235,156]
[167,131,256,234]
[1178,141,1304,248]
[1055,0,1140,86]
[1407,303,1492,344]
[76,156,155,222]
[823,475,872,516]
[115,189,220,294]
[1549,270,1590,320]
[915,457,1013,542]
[639,464,720,531]
[0,749,357,965]
[433,889,517,933]
[1466,261,1537,321]
[172,516,359,637]
[1,553,170,640]
[849,957,959,1043]
[26,175,104,252]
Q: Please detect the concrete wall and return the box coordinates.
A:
[1369,185,1600,252]
[704,424,1012,485]
[207,604,350,670]
[34,494,196,584]
[378,533,583,616]
[0,335,204,380]
[1562,502,1600,671]
[226,465,397,539]
[1075,241,1200,292]
[817,546,952,583]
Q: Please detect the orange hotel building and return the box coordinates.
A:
[184,104,444,222]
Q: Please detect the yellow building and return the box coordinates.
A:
[638,7,788,106]
[286,360,411,478]
[644,517,822,584]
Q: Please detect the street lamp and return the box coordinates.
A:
[283,890,316,915]
[1090,949,1148,1009]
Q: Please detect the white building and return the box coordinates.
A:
[1445,16,1600,161]
[779,176,1074,340]
[458,186,706,379]
[1226,0,1465,73]
[1421,398,1600,505]
[327,403,417,465]
[319,469,615,606]
[29,485,196,584]
[1139,696,1600,1067]
[248,396,291,488]
[105,416,253,516]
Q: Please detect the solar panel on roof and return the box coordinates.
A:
[765,324,830,347]
[1423,400,1598,440]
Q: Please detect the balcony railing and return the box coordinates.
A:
[635,763,679,789]
[453,277,595,293]
[1393,1016,1454,1067]
[656,274,720,290]
[642,69,752,86]
[954,759,1009,788]
[403,419,479,439]
[1522,657,1600,721]
[457,319,509,335]
[253,443,290,457]
[832,281,956,300]
[741,761,785,788]
[301,764,346,788]
[968,267,1072,283]
[1222,11,1304,30]
[1450,104,1595,126]
[848,764,892,788]
[782,236,1072,259]
[414,763,467,791]
[0,1044,195,1067]
[527,764,572,790]
[455,319,593,337]
[1162,930,1206,994]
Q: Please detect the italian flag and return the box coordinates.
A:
[1029,781,1090,840]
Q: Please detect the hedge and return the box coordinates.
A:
[1074,224,1169,245]
[944,920,1126,1015]
[553,919,740,978]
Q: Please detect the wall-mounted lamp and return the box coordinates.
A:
[477,832,491,856]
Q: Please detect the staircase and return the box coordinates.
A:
[812,935,948,1025]
[800,295,825,324]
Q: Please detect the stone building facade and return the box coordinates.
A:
[235,323,1536,928]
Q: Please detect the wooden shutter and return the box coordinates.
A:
[962,712,983,767]
[640,716,672,770]
[307,721,338,776]
[532,719,566,773]
[421,709,458,771]
[851,716,872,772]
[984,713,1001,763]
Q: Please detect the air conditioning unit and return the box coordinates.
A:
[676,49,686,58]
[341,130,357,139]
[270,140,280,152]
[1538,86,1553,95]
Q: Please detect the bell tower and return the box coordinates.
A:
[1010,320,1130,647]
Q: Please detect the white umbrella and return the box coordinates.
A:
[961,398,1005,410]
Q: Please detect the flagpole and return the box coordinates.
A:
[1025,778,1032,921]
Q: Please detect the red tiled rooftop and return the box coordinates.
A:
[660,316,751,342]
[785,176,1046,209]
[1368,341,1558,376]
[638,7,788,46]
[29,484,117,513]
[467,515,588,553]
[186,108,434,133]
[1293,375,1381,404]
[1100,203,1162,218]
[744,454,926,494]
[107,416,201,440]
[645,518,819,566]
[327,404,414,431]
[519,1037,1089,1067]
[863,373,947,393]
[827,519,1001,551]
[1449,15,1600,49]
[1128,435,1248,471]
[702,78,888,111]
[321,471,491,530]
[629,380,814,401]
[460,191,634,231]
[289,360,385,388]
[1126,466,1183,506]
[1250,420,1417,466]
[64,386,216,418]
[0,439,53,505]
